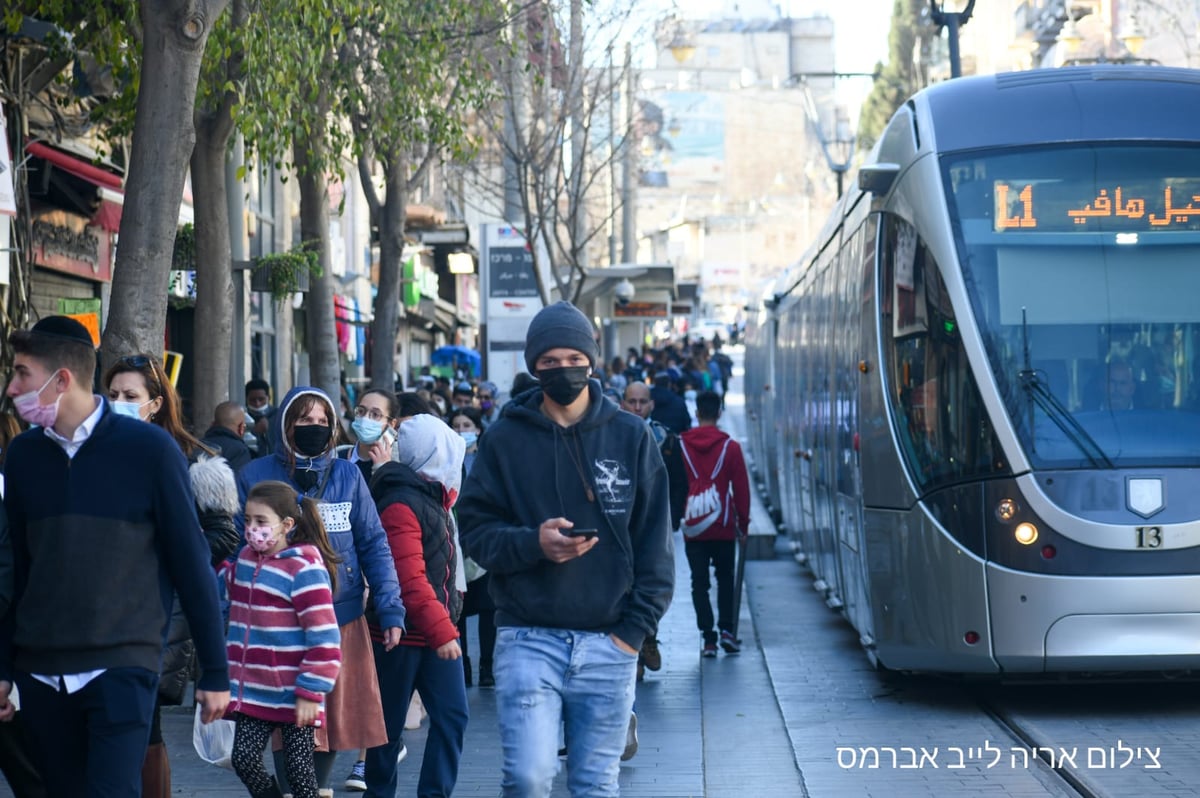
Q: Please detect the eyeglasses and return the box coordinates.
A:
[354,406,390,422]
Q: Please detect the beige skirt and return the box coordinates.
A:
[276,615,387,753]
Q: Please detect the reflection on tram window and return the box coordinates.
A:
[943,145,1200,469]
[881,213,1006,492]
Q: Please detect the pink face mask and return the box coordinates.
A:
[245,522,283,553]
[13,371,62,428]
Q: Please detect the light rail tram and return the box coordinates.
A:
[744,66,1200,675]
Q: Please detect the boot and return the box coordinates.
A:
[478,663,494,688]
[463,655,472,687]
[140,742,171,798]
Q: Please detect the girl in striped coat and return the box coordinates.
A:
[221,480,344,798]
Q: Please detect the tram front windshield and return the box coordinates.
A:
[944,145,1200,469]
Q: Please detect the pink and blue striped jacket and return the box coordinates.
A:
[220,543,341,724]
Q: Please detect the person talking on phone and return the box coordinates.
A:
[345,389,401,483]
[458,301,675,798]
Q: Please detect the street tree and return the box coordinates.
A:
[344,1,501,391]
[6,2,230,372]
[857,0,927,150]
[188,0,247,427]
[465,0,640,305]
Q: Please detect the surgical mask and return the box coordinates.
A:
[480,400,493,412]
[538,366,590,406]
[14,371,62,428]
[352,417,385,444]
[111,399,152,421]
[245,522,283,553]
[685,390,698,402]
[247,403,272,420]
[459,430,478,448]
[293,424,333,457]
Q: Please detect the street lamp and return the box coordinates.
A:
[929,0,977,78]
[1058,6,1156,65]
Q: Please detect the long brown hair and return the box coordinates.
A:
[246,480,342,592]
[102,353,211,458]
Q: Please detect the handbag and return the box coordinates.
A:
[192,704,236,770]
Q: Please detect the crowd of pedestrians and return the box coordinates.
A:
[0,307,746,798]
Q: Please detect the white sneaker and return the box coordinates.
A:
[621,713,639,761]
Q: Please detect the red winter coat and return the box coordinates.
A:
[679,425,751,542]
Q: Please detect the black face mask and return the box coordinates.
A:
[292,424,333,457]
[538,366,591,406]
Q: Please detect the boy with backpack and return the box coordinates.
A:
[679,390,751,657]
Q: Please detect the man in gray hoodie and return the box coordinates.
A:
[458,301,674,797]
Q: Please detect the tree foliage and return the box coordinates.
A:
[857,0,925,151]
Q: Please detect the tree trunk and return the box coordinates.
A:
[295,140,340,405]
[369,158,407,391]
[189,133,233,428]
[101,0,230,370]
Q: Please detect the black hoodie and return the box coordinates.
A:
[457,381,674,651]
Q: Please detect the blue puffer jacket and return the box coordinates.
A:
[236,386,406,631]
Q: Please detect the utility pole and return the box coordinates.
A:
[502,10,525,224]
[569,0,587,281]
[621,41,636,263]
[608,45,617,267]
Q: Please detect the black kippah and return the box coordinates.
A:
[30,316,95,347]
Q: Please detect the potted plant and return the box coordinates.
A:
[250,242,322,301]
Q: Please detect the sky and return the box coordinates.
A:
[646,0,893,119]
[653,0,893,74]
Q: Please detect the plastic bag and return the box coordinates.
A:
[192,705,236,769]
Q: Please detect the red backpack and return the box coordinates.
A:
[678,438,732,539]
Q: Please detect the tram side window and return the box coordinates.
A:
[880,214,1007,493]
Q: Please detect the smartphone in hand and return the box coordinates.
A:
[564,528,598,540]
[381,427,397,448]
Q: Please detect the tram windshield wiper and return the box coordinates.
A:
[1017,369,1113,469]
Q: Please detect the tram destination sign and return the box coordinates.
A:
[991,179,1200,233]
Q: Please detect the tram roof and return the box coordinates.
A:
[920,66,1200,153]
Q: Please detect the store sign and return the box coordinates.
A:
[613,301,668,318]
[30,210,113,282]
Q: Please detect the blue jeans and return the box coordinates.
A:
[494,627,637,798]
[364,642,468,798]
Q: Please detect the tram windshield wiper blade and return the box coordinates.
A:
[1018,369,1114,469]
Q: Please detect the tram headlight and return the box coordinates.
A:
[1014,522,1039,545]
[995,498,1018,523]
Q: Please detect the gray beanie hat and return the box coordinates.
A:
[524,301,598,373]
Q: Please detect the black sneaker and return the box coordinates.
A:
[702,641,718,658]
[720,630,741,654]
[344,760,366,792]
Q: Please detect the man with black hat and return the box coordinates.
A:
[0,316,230,796]
[458,300,674,796]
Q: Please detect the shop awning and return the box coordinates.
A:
[25,141,124,233]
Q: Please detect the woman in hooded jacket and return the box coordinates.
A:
[236,386,406,797]
[103,354,242,798]
[365,413,468,797]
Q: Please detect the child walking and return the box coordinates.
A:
[222,480,344,798]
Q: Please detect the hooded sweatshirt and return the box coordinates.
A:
[368,415,466,649]
[457,380,675,651]
[236,386,406,631]
[679,425,751,542]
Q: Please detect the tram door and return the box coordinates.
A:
[812,261,841,603]
[835,223,872,633]
[793,277,820,574]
